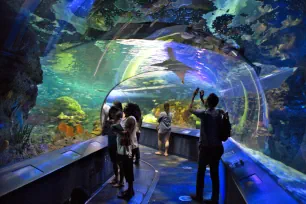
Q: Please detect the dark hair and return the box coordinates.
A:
[164,103,170,109]
[123,103,141,122]
[115,111,123,120]
[109,106,120,120]
[70,187,89,204]
[206,93,219,108]
[113,101,122,111]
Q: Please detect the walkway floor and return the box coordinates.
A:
[87,145,215,204]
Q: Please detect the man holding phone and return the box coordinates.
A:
[188,88,224,204]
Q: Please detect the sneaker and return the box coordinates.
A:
[155,151,162,155]
[112,182,124,188]
[134,160,140,165]
[190,194,203,202]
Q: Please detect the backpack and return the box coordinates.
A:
[219,111,231,142]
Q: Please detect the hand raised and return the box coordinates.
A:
[193,88,199,97]
[200,90,204,98]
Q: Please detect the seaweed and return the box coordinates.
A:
[11,125,34,152]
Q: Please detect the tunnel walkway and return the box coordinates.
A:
[86,145,217,204]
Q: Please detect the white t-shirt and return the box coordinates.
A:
[120,116,138,149]
[158,111,173,134]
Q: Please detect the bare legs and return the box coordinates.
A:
[155,131,171,156]
[164,132,171,156]
[155,132,163,155]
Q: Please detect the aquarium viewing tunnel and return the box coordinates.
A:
[0,0,306,203]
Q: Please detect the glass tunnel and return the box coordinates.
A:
[0,0,306,202]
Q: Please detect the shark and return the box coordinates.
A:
[151,47,193,84]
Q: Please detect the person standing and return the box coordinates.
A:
[155,103,173,157]
[102,106,124,187]
[189,88,224,204]
[133,115,142,165]
[113,103,140,199]
[101,103,111,129]
[113,101,123,111]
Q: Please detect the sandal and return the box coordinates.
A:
[155,151,162,155]
[109,178,118,184]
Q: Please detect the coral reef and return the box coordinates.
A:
[143,114,158,124]
[52,96,86,123]
[91,120,102,136]
[263,68,306,173]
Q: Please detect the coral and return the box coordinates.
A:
[52,96,86,122]
[265,83,289,111]
[143,114,158,124]
[91,120,102,136]
[0,143,45,167]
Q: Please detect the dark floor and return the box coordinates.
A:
[87,145,216,204]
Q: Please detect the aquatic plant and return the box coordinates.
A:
[11,125,34,153]
[51,52,75,73]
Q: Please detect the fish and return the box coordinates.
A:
[66,125,75,137]
[151,47,193,84]
[96,89,107,92]
[75,124,84,134]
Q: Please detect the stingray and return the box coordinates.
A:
[151,47,193,84]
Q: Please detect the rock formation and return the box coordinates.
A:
[0,2,43,141]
